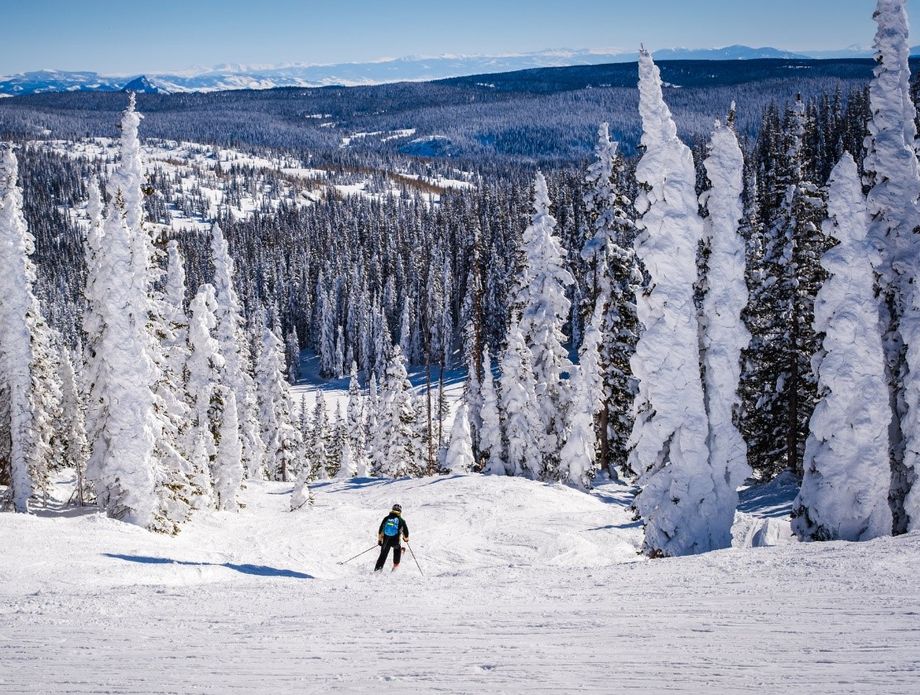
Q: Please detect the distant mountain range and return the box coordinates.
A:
[0,45,912,97]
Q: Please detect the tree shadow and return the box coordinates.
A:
[102,553,313,579]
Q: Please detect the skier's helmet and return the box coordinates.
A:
[392,503,402,513]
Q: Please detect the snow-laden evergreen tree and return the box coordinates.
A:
[378,345,418,477]
[865,0,920,532]
[346,362,367,471]
[560,300,604,489]
[59,352,89,505]
[185,284,225,506]
[580,122,641,476]
[82,104,160,527]
[334,325,345,378]
[399,298,414,363]
[290,457,314,511]
[366,373,383,475]
[741,96,827,480]
[210,384,243,511]
[0,146,48,512]
[518,172,575,478]
[336,438,356,479]
[255,320,302,482]
[81,182,106,470]
[628,49,725,556]
[499,319,543,478]
[700,112,753,507]
[84,95,193,531]
[285,329,300,385]
[210,222,265,480]
[479,348,504,475]
[445,403,475,473]
[311,390,330,479]
[163,241,191,415]
[792,153,893,541]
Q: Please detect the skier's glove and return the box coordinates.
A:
[378,540,383,546]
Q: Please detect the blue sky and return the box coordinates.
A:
[3,0,917,74]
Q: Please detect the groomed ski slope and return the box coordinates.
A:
[1,474,918,694]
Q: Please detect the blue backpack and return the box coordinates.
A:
[383,516,400,537]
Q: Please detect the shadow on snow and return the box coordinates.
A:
[102,553,314,579]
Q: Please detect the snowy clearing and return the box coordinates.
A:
[2,473,918,694]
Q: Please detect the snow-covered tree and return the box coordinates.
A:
[865,0,920,532]
[285,330,300,385]
[792,153,893,541]
[59,352,89,505]
[740,97,827,480]
[0,146,47,512]
[560,301,604,489]
[185,284,224,506]
[255,321,302,482]
[290,459,314,511]
[628,50,725,556]
[310,390,330,479]
[163,241,190,387]
[518,172,575,477]
[211,385,243,511]
[346,362,367,471]
[499,320,543,478]
[580,122,641,477]
[83,135,159,526]
[336,438,356,479]
[479,349,504,475]
[445,403,475,473]
[378,345,418,477]
[700,112,752,508]
[210,222,264,480]
[81,182,106,469]
[365,373,383,475]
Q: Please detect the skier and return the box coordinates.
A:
[374,503,409,572]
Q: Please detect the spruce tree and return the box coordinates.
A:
[792,153,893,541]
[629,50,724,556]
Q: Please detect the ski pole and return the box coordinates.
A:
[406,542,424,576]
[337,544,379,565]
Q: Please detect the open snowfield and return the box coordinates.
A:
[2,473,919,694]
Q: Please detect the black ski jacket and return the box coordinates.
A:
[378,512,409,541]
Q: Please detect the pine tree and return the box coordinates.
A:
[59,351,89,505]
[186,284,225,507]
[792,153,893,541]
[700,111,753,515]
[865,0,920,532]
[83,99,160,527]
[560,300,604,489]
[518,172,575,478]
[0,146,48,512]
[210,222,265,480]
[311,390,330,479]
[628,50,724,556]
[285,329,300,385]
[479,348,504,475]
[366,373,383,475]
[499,319,543,478]
[379,345,417,477]
[211,385,243,511]
[741,97,827,479]
[580,123,641,476]
[445,403,475,473]
[255,320,302,482]
[346,362,367,472]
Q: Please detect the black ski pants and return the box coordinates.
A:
[374,535,402,571]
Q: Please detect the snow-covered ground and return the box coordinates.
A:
[2,471,918,694]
